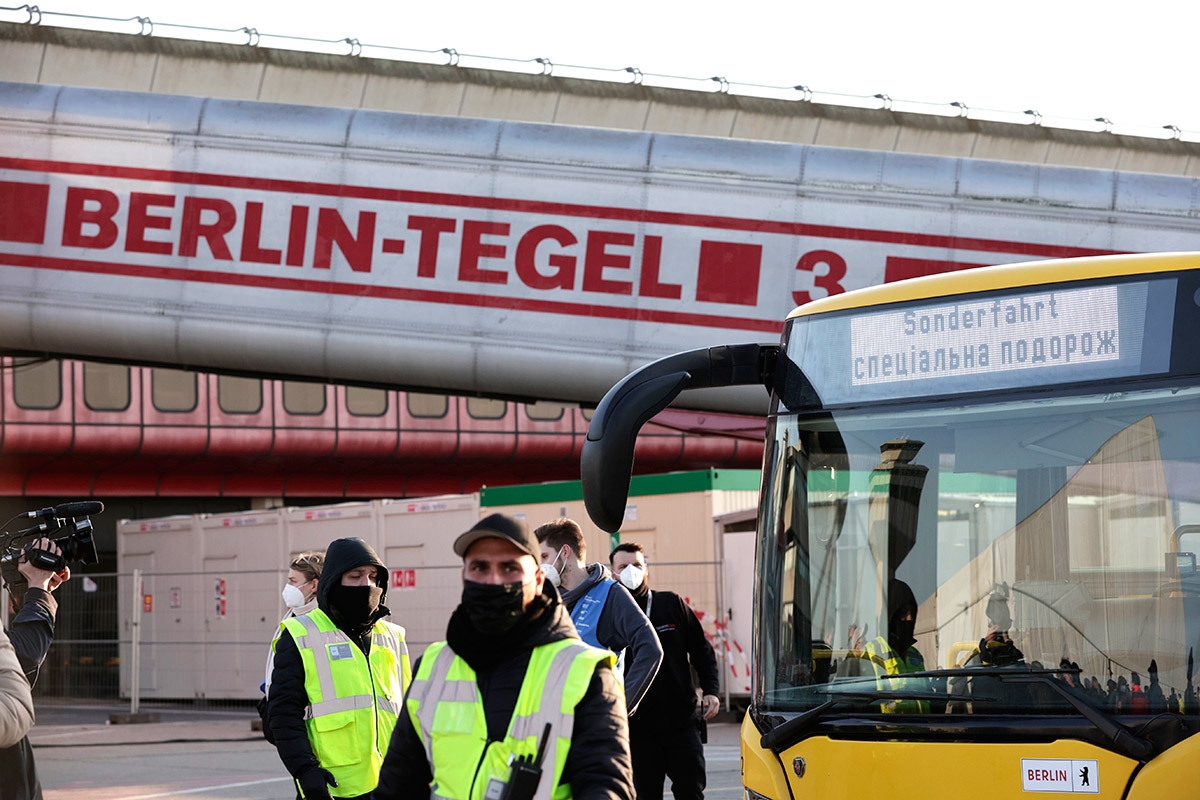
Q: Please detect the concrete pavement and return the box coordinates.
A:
[28,704,743,799]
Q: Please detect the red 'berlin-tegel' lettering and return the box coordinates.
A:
[45,185,769,304]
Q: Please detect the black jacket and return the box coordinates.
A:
[560,564,662,715]
[268,538,392,796]
[8,588,56,684]
[629,589,719,721]
[372,582,634,800]
[1,587,58,800]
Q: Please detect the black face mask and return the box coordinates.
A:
[329,583,383,628]
[888,618,916,654]
[461,579,528,634]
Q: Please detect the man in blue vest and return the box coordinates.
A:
[373,512,633,799]
[534,518,662,715]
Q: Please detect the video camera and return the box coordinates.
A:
[1,501,103,604]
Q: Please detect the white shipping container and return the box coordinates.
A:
[116,496,477,701]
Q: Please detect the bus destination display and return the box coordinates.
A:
[793,279,1177,406]
[852,286,1122,386]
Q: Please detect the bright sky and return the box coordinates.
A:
[9,1,1199,138]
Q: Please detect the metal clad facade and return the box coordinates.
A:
[5,82,1200,413]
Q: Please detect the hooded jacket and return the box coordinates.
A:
[268,538,395,793]
[560,563,662,715]
[373,580,633,800]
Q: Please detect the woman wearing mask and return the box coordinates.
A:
[258,551,324,743]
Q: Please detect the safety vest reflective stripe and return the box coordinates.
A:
[506,642,581,791]
[863,637,925,673]
[509,644,578,744]
[305,692,404,720]
[292,615,341,710]
[409,643,460,766]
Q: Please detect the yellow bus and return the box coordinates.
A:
[581,252,1200,799]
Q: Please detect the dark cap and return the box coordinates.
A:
[454,513,540,561]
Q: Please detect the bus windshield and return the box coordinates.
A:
[756,371,1200,722]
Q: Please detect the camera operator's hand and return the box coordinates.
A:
[296,766,338,800]
[17,538,69,592]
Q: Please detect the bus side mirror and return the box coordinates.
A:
[581,344,778,532]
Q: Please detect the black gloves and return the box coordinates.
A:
[297,766,338,800]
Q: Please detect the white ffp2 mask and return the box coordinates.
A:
[282,583,307,608]
[542,548,567,588]
[619,564,645,591]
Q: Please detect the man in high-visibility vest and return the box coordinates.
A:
[269,537,411,800]
[373,513,634,800]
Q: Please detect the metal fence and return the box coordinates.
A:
[6,560,745,710]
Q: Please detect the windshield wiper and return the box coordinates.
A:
[759,699,840,753]
[759,686,963,753]
[886,667,1154,760]
[934,667,1154,761]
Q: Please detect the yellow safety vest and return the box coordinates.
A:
[406,638,616,800]
[862,636,929,714]
[279,610,412,798]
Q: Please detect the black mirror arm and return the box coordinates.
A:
[581,344,777,532]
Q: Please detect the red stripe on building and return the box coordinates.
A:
[0,252,784,333]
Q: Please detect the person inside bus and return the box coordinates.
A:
[534,518,663,715]
[258,550,325,745]
[841,578,930,713]
[946,586,1028,714]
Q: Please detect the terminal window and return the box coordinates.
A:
[218,375,263,414]
[12,358,61,410]
[151,368,198,413]
[283,381,326,415]
[83,362,130,412]
[346,386,388,417]
[407,392,449,419]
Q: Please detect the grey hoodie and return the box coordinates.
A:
[561,563,663,714]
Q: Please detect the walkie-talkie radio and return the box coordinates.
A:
[493,722,552,800]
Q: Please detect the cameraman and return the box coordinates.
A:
[2,537,70,800]
[0,628,34,748]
